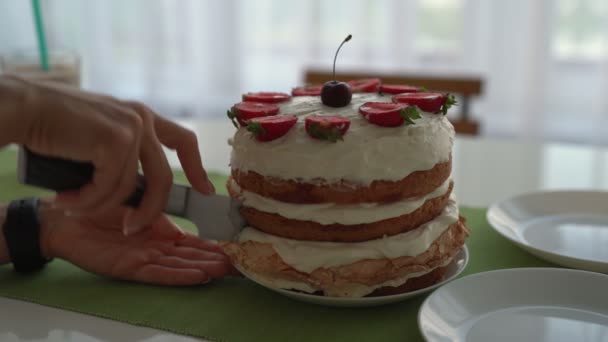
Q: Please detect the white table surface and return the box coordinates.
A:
[2,119,608,342]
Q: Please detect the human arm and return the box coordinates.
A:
[0,76,214,234]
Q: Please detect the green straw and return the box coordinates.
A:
[31,0,49,71]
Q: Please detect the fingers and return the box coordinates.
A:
[174,237,240,276]
[132,251,234,286]
[156,256,231,279]
[172,233,239,276]
[171,246,230,263]
[170,246,238,276]
[19,84,149,216]
[121,102,173,235]
[38,90,212,227]
[132,264,208,286]
[147,215,185,240]
[93,125,142,215]
[54,111,144,213]
[175,234,226,254]
[155,116,215,194]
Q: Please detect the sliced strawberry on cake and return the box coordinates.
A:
[247,115,298,142]
[359,102,421,127]
[292,85,323,96]
[348,78,381,93]
[392,92,457,115]
[227,102,280,127]
[379,84,420,95]
[305,115,351,142]
[243,92,291,104]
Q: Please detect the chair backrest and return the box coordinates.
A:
[304,69,484,135]
[304,69,482,95]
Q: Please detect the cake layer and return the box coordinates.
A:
[222,216,468,297]
[229,94,454,186]
[229,178,452,225]
[238,258,451,298]
[368,265,448,297]
[233,181,454,242]
[231,159,451,204]
[233,197,460,273]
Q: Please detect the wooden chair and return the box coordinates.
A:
[304,69,483,135]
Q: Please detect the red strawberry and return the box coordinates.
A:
[392,92,457,114]
[359,102,421,127]
[379,84,420,95]
[292,85,323,96]
[305,115,350,142]
[243,92,291,103]
[247,115,298,142]
[348,78,381,93]
[227,102,280,127]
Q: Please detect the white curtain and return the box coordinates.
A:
[1,0,607,145]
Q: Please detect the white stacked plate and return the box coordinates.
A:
[487,191,608,273]
[421,190,608,341]
[419,268,608,342]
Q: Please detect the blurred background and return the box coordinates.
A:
[1,0,608,145]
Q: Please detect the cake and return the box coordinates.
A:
[222,78,469,298]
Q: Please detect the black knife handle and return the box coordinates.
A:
[21,148,145,207]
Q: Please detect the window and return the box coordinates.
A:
[318,0,391,60]
[553,0,608,61]
[4,0,606,144]
[415,0,464,59]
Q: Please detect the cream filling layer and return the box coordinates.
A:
[241,254,455,298]
[237,197,459,273]
[229,93,455,185]
[229,178,451,225]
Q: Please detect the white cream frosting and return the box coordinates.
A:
[237,197,459,273]
[229,93,455,185]
[229,178,452,225]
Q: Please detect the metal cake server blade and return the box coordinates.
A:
[164,183,245,241]
[17,147,245,241]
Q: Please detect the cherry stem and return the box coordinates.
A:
[332,34,352,81]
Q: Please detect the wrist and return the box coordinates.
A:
[2,198,56,271]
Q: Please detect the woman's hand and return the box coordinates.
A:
[39,199,235,285]
[4,76,214,234]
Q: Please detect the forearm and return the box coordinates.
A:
[0,203,9,264]
[0,76,29,147]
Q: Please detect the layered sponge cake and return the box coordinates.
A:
[222,81,469,297]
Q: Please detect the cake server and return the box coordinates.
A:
[16,147,246,241]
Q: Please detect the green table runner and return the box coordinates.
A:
[0,148,555,342]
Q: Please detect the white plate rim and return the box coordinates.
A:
[487,190,608,268]
[235,244,469,307]
[417,267,608,342]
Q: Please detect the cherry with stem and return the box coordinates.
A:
[321,34,353,108]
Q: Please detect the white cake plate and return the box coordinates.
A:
[487,191,608,273]
[236,245,468,308]
[419,268,608,342]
